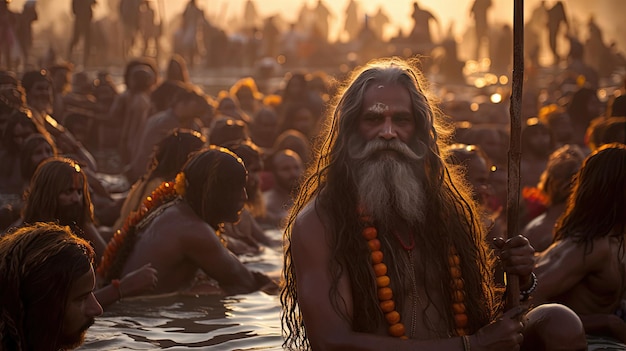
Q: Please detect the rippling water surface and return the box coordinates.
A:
[80,230,284,350]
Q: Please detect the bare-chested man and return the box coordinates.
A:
[534,143,626,349]
[98,147,272,295]
[263,149,303,228]
[281,58,587,351]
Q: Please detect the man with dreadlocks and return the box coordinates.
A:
[18,157,107,259]
[98,146,274,295]
[281,58,587,350]
[533,143,626,350]
[0,223,103,351]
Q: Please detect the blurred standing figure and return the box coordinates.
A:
[119,0,141,58]
[370,7,390,41]
[138,0,160,58]
[313,0,333,43]
[0,0,18,70]
[546,1,568,65]
[177,0,204,67]
[343,0,359,42]
[15,0,38,68]
[410,1,439,46]
[243,0,259,29]
[68,0,97,67]
[469,0,491,60]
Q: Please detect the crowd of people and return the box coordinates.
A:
[1,0,622,76]
[1,0,626,350]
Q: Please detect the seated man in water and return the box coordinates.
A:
[98,146,273,295]
[281,58,587,350]
[0,223,103,351]
[533,143,626,349]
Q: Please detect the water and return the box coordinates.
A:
[80,230,285,350]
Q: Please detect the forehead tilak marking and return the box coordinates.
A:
[367,102,389,114]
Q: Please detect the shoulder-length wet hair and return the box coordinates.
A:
[0,223,94,351]
[22,157,93,225]
[281,58,497,349]
[554,143,626,252]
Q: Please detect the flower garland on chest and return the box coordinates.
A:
[97,173,190,281]
[358,207,470,339]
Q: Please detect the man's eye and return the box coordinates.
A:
[394,114,412,122]
[364,114,382,121]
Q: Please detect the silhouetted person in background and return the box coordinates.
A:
[68,0,96,66]
[313,0,332,43]
[0,0,18,70]
[547,1,568,65]
[410,1,439,47]
[15,0,38,68]
[469,0,491,60]
[343,0,359,42]
[119,0,141,58]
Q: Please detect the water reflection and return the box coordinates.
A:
[80,230,284,350]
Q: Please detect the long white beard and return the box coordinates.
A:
[350,137,426,224]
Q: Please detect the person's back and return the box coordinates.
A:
[537,233,626,320]
[534,143,626,344]
[99,147,273,295]
[121,195,216,293]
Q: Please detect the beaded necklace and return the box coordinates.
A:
[359,208,469,339]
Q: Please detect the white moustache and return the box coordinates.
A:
[352,138,422,161]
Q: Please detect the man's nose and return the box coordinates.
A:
[379,117,397,140]
[87,293,103,317]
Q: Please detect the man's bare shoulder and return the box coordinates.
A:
[539,235,614,270]
[291,199,329,245]
[142,201,215,239]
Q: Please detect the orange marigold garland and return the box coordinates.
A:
[174,172,186,197]
[97,181,179,282]
[449,245,470,336]
[359,207,469,339]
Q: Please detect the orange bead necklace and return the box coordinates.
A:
[359,209,469,339]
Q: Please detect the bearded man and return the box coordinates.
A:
[19,157,106,259]
[0,223,103,351]
[281,58,587,350]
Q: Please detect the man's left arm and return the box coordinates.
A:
[181,222,267,295]
[532,238,604,304]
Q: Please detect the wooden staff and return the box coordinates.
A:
[505,0,524,310]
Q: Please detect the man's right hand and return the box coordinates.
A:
[470,306,526,351]
[120,263,158,297]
